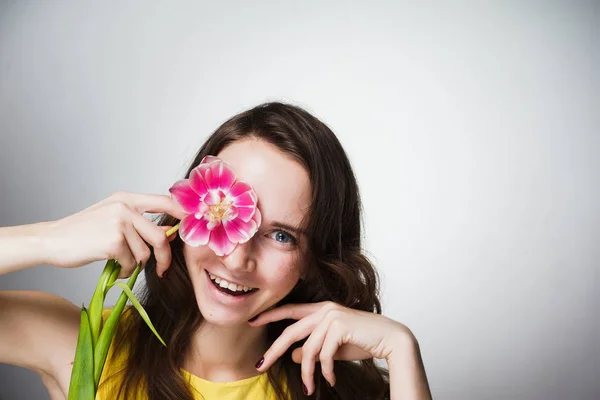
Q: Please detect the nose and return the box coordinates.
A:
[219,240,257,273]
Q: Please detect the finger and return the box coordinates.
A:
[129,212,172,277]
[119,222,151,278]
[249,302,326,326]
[300,319,331,395]
[295,341,372,363]
[121,192,188,220]
[256,313,320,372]
[318,324,341,388]
[112,232,137,279]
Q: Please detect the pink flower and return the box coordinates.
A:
[168,155,262,256]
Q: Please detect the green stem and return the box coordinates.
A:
[93,262,141,386]
[105,261,121,296]
[166,223,179,237]
[87,259,117,349]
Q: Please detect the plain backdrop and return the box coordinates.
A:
[0,1,598,399]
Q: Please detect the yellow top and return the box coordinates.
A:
[96,308,286,399]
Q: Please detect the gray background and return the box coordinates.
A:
[1,1,598,399]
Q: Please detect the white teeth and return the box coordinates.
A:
[208,272,255,292]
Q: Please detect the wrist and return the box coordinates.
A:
[33,220,55,266]
[0,221,54,274]
[385,328,419,365]
[385,329,432,400]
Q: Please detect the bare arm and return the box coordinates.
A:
[0,222,52,275]
[387,333,433,400]
[0,290,80,376]
[0,223,80,382]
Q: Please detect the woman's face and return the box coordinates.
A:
[184,138,311,326]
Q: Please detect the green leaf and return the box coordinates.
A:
[105,260,121,296]
[112,281,167,347]
[93,262,141,386]
[68,306,95,400]
[88,259,116,349]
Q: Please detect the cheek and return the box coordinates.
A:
[264,276,301,306]
[184,243,213,260]
[261,256,304,294]
[268,269,300,288]
[183,245,214,272]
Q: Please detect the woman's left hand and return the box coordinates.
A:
[249,301,416,395]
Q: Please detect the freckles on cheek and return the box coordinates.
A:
[279,271,303,293]
[263,263,301,290]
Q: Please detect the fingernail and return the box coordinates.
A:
[248,315,259,322]
[255,357,264,369]
[302,383,308,395]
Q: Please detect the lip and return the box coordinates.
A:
[204,270,258,305]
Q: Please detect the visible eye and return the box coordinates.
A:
[269,230,298,246]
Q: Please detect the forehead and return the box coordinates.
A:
[216,139,311,230]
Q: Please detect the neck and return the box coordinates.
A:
[183,320,268,383]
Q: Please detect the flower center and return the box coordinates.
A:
[199,190,238,226]
[209,202,231,220]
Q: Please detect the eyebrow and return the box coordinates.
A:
[271,221,306,236]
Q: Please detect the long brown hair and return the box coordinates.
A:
[101,102,390,399]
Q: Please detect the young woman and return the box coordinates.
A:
[0,102,432,399]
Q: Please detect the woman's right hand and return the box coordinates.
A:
[40,191,187,278]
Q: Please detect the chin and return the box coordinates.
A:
[198,308,250,327]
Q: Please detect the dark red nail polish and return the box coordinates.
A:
[255,357,264,369]
[302,383,308,395]
[248,315,259,322]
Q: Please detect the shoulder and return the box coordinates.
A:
[0,291,81,398]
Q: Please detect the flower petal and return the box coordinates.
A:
[203,166,218,191]
[228,181,253,198]
[179,215,211,247]
[189,167,209,200]
[232,191,256,208]
[216,163,236,192]
[169,180,202,214]
[200,155,221,164]
[232,205,255,222]
[252,206,262,227]
[222,217,257,244]
[208,224,237,256]
[207,219,221,230]
[204,190,223,206]
[222,207,262,243]
[204,161,236,192]
[194,202,209,219]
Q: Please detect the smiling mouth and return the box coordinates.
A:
[206,271,258,297]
